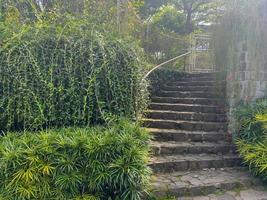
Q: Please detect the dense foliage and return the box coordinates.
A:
[141,0,224,64]
[0,120,151,200]
[148,68,184,95]
[0,0,143,37]
[236,112,267,181]
[235,99,267,182]
[0,3,151,200]
[141,0,224,34]
[150,5,185,34]
[142,5,189,63]
[235,99,267,142]
[0,16,148,131]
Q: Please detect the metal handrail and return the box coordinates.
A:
[142,51,191,82]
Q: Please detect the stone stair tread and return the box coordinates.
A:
[152,97,224,100]
[146,110,226,115]
[164,85,215,88]
[146,110,227,123]
[168,81,226,88]
[178,72,219,77]
[171,80,223,84]
[158,91,222,98]
[148,103,226,115]
[151,167,261,197]
[161,85,225,91]
[151,97,226,104]
[146,110,226,117]
[149,102,222,108]
[151,141,236,156]
[161,91,214,94]
[146,128,226,135]
[149,154,239,165]
[151,141,233,148]
[159,91,221,96]
[146,128,229,143]
[143,118,226,126]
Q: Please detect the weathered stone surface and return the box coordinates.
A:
[143,119,227,132]
[151,168,262,198]
[148,103,226,114]
[178,187,267,200]
[149,154,241,173]
[176,77,217,82]
[158,91,221,98]
[146,110,227,122]
[161,85,225,92]
[151,141,236,156]
[147,128,228,143]
[171,81,225,87]
[151,97,227,106]
[145,72,264,199]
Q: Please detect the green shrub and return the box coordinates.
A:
[0,120,151,200]
[235,99,267,142]
[0,17,148,131]
[235,99,267,182]
[236,137,267,182]
[148,68,184,96]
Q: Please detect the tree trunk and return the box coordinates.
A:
[182,1,194,34]
[185,9,194,34]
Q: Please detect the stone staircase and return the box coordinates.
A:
[144,73,260,198]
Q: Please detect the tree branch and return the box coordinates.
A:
[192,0,211,13]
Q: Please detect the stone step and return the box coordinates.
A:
[143,119,227,132]
[177,77,217,82]
[151,168,261,198]
[158,91,223,98]
[149,154,241,173]
[148,103,225,114]
[179,73,219,78]
[178,187,267,200]
[147,128,229,143]
[151,97,226,106]
[170,81,225,87]
[151,141,236,156]
[146,110,227,123]
[161,85,224,92]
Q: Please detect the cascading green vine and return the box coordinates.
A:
[0,18,148,131]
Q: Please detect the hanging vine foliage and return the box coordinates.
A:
[0,18,148,131]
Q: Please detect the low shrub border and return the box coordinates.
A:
[0,120,151,200]
[234,99,267,142]
[235,98,267,182]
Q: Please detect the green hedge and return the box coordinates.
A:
[235,99,267,142]
[148,68,184,96]
[235,98,267,181]
[0,18,148,131]
[237,136,267,182]
[0,120,151,200]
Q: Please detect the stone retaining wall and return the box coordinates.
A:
[225,0,267,133]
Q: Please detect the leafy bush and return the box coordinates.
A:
[148,68,184,96]
[0,17,148,131]
[0,120,151,200]
[150,5,186,34]
[236,137,267,182]
[235,99,267,182]
[234,99,267,142]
